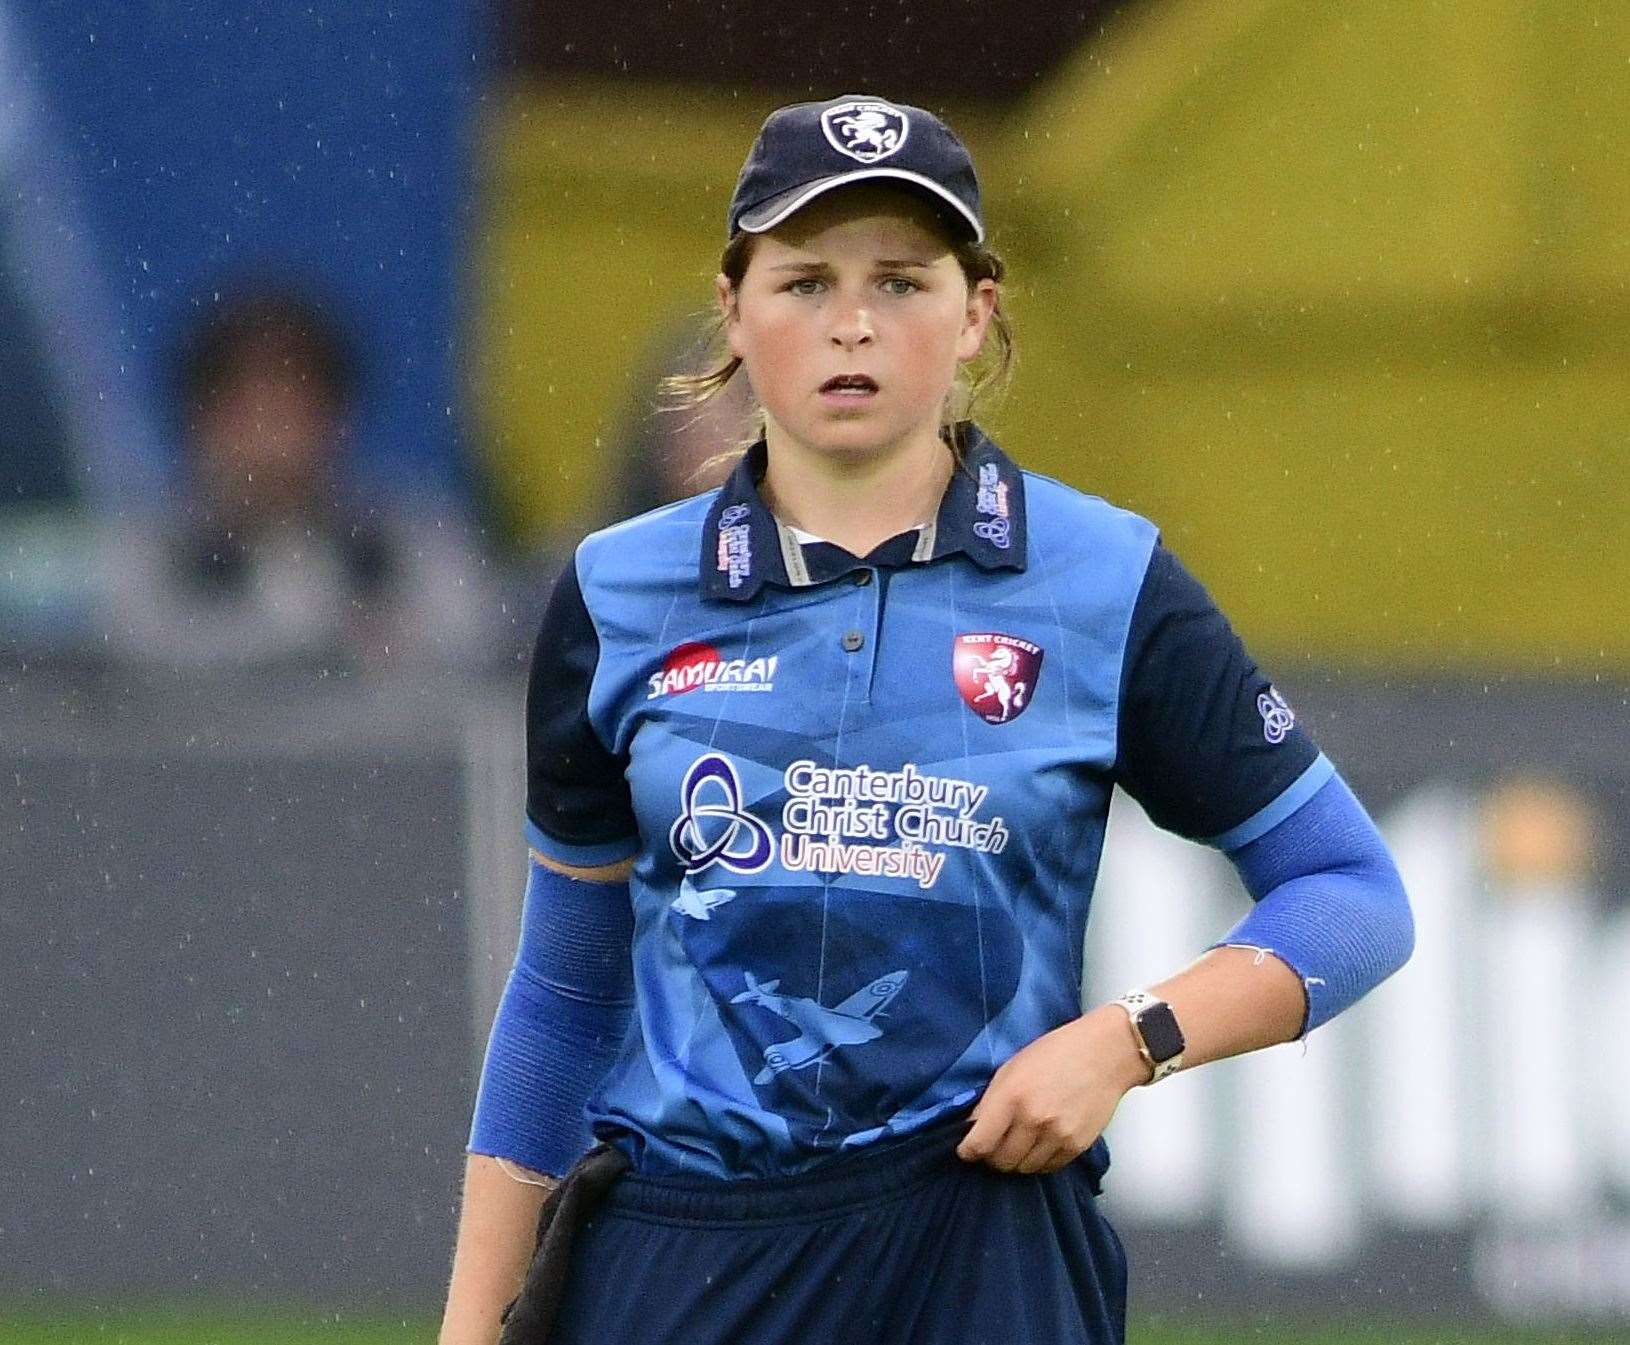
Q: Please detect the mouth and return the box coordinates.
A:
[818,373,879,399]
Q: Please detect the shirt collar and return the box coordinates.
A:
[699,426,1028,603]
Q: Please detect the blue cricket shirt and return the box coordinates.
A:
[525,426,1332,1178]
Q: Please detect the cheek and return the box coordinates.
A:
[737,310,810,403]
[897,306,967,383]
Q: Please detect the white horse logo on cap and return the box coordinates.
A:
[821,101,910,163]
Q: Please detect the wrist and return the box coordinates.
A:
[1080,1004,1154,1093]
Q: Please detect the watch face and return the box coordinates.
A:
[1136,1002,1186,1062]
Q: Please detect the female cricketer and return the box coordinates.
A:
[438,94,1415,1345]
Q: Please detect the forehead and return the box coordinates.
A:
[753,184,958,261]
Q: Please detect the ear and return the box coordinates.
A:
[955,278,999,363]
[715,273,748,360]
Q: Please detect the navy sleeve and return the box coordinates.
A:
[1113,544,1325,847]
[524,558,639,866]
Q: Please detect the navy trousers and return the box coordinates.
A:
[547,1119,1128,1344]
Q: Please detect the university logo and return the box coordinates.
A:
[647,642,778,699]
[717,505,752,589]
[953,633,1043,725]
[1257,685,1296,744]
[972,461,1011,549]
[821,100,909,163]
[670,754,774,875]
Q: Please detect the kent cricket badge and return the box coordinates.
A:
[954,633,1043,725]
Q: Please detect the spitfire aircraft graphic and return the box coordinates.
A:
[730,969,909,1085]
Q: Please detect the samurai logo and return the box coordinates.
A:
[647,642,778,699]
[1257,686,1296,744]
[821,100,910,163]
[670,754,774,875]
[953,633,1043,725]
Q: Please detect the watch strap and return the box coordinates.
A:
[1113,989,1186,1083]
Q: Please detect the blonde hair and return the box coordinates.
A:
[663,223,1015,472]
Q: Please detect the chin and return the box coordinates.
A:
[798,416,922,460]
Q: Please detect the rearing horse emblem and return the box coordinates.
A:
[821,101,910,163]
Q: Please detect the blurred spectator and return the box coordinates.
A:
[107,286,495,672]
[606,314,754,524]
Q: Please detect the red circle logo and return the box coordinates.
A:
[653,642,722,697]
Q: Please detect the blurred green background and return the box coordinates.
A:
[473,0,1628,672]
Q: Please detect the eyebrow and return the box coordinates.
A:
[765,257,939,272]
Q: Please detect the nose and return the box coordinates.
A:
[829,300,875,351]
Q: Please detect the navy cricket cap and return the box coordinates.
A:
[727,95,984,244]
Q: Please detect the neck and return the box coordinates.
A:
[759,423,953,555]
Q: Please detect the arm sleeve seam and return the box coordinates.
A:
[524,816,639,868]
[523,828,639,865]
[1206,752,1335,853]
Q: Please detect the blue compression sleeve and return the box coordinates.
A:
[467,857,635,1177]
[1213,772,1414,1036]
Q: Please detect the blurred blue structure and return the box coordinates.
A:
[0,3,161,511]
[9,0,481,505]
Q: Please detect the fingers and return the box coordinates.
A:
[959,1092,1078,1174]
[956,1089,1013,1163]
[967,1120,1071,1174]
[1015,1136,1068,1175]
[985,1120,1040,1173]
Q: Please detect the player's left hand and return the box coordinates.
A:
[956,1004,1151,1175]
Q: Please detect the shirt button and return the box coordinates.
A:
[852,569,873,586]
[841,629,865,653]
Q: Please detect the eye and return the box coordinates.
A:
[786,277,825,296]
[880,276,920,296]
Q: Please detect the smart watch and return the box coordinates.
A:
[1112,990,1186,1083]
